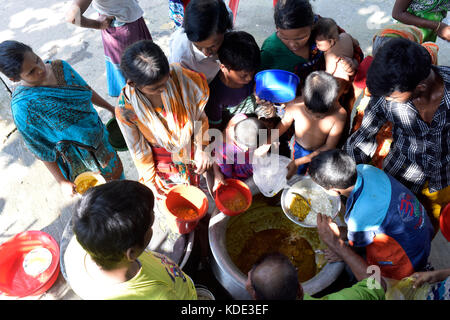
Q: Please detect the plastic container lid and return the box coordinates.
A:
[0,230,60,297]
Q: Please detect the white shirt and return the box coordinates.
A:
[168,28,221,83]
[92,0,143,23]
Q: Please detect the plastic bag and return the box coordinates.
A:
[253,153,291,197]
[385,277,431,300]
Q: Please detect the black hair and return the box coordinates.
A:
[120,40,170,87]
[234,117,268,149]
[250,253,299,300]
[308,149,357,190]
[73,180,155,270]
[366,37,431,97]
[274,0,314,30]
[303,71,339,113]
[312,17,339,41]
[0,40,33,80]
[183,0,233,42]
[218,31,261,72]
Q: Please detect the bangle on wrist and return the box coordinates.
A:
[435,21,441,32]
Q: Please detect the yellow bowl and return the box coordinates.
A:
[74,172,106,195]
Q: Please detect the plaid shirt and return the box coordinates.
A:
[344,66,450,193]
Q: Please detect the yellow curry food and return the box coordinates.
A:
[289,194,311,221]
[172,206,198,220]
[235,229,317,283]
[76,176,100,194]
[222,191,248,212]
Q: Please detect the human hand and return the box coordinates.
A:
[255,103,277,120]
[254,143,271,158]
[437,22,450,42]
[337,56,357,77]
[411,271,437,288]
[60,180,77,197]
[212,171,226,192]
[286,160,298,180]
[316,213,342,253]
[254,94,274,107]
[324,248,343,263]
[411,269,450,288]
[194,149,213,175]
[98,15,114,30]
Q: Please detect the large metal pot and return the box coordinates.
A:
[208,176,344,300]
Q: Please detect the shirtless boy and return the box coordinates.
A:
[276,71,347,179]
[313,17,355,81]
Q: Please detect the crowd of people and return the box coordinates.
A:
[0,0,449,301]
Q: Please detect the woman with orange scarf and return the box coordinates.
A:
[116,40,211,199]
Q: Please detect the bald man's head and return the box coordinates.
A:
[246,253,301,300]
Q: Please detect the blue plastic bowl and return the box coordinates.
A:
[255,69,300,104]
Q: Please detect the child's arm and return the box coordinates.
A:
[275,104,295,138]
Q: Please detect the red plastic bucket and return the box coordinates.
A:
[215,179,252,216]
[164,185,209,234]
[440,203,450,242]
[0,230,60,297]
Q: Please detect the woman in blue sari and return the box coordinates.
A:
[0,40,123,197]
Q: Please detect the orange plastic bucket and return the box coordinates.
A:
[164,185,209,234]
[215,179,252,216]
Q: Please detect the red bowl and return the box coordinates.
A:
[0,230,60,297]
[164,185,209,234]
[215,179,252,216]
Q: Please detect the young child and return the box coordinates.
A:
[64,180,197,300]
[313,17,355,81]
[275,71,347,179]
[204,31,261,131]
[66,0,152,97]
[308,149,434,280]
[212,114,269,191]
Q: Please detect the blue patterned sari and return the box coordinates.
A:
[11,59,122,182]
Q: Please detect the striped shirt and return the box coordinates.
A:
[344,66,450,193]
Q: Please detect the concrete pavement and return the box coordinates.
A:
[0,0,449,300]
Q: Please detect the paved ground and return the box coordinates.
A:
[0,0,449,300]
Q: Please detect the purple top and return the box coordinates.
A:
[217,142,253,180]
[204,73,255,126]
